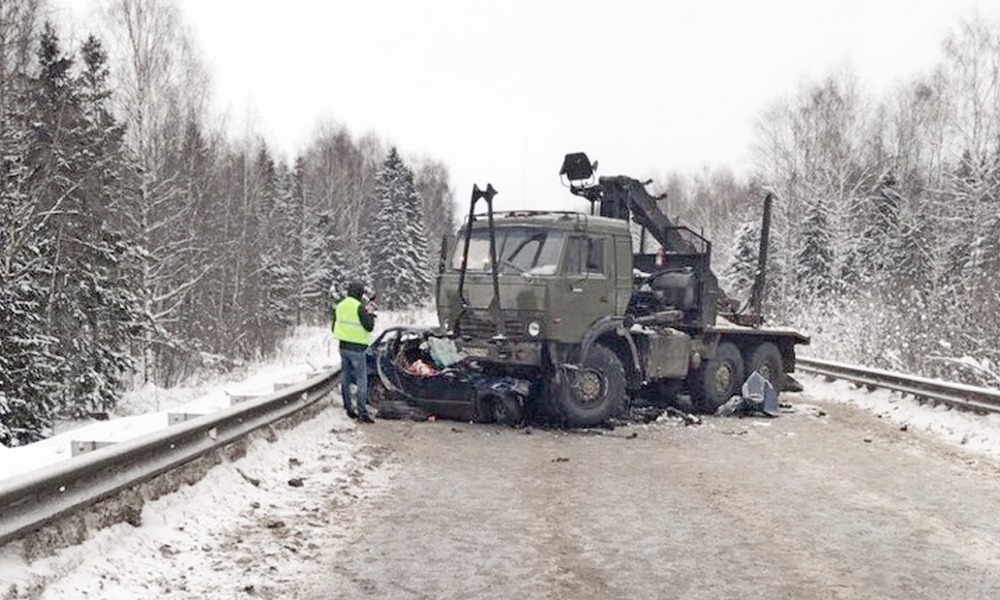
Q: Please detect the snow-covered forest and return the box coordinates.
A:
[666,16,1000,391]
[0,0,453,445]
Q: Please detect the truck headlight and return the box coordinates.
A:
[527,321,541,337]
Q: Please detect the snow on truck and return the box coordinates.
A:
[370,153,808,427]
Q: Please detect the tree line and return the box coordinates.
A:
[0,0,453,445]
[666,15,1000,389]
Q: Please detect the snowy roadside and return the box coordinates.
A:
[0,308,436,598]
[798,373,1000,463]
[0,404,396,599]
[0,308,437,483]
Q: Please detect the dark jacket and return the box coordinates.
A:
[331,291,376,353]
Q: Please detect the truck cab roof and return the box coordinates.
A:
[463,211,631,237]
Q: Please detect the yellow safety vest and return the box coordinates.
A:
[333,297,370,346]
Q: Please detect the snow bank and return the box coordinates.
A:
[801,373,1000,462]
[0,308,438,483]
[0,403,392,599]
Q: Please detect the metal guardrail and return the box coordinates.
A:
[0,368,340,547]
[796,357,1000,414]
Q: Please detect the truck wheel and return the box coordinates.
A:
[556,344,626,427]
[746,342,783,393]
[691,341,745,413]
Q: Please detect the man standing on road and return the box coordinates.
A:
[332,282,377,423]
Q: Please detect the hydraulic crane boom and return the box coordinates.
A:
[560,152,766,328]
[595,175,699,254]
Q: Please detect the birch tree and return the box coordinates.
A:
[101,0,213,382]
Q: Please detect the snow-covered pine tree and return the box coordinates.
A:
[364,148,431,310]
[852,171,903,282]
[22,23,79,414]
[330,238,368,304]
[70,34,143,414]
[244,145,294,355]
[22,27,141,418]
[795,198,835,296]
[0,89,64,442]
[893,195,933,290]
[724,219,761,301]
[287,157,308,325]
[0,285,64,445]
[264,160,299,330]
[303,212,354,320]
[0,9,66,444]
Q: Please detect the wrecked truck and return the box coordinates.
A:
[368,153,808,427]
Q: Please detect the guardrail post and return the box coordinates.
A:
[274,377,308,390]
[71,441,117,457]
[228,393,263,406]
[167,413,206,426]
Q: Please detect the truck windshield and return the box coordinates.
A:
[452,227,565,276]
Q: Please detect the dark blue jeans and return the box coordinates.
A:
[340,348,369,418]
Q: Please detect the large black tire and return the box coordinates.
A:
[745,342,783,394]
[555,344,627,427]
[473,392,524,426]
[690,341,745,413]
[491,393,524,427]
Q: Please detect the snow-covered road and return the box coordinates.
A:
[5,333,1000,599]
[305,398,1000,599]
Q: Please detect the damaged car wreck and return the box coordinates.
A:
[368,327,531,425]
[367,154,809,427]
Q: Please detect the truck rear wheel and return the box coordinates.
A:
[691,341,745,413]
[555,344,626,427]
[746,342,783,393]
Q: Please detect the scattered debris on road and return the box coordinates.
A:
[236,468,261,487]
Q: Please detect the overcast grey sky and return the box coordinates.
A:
[64,0,1000,211]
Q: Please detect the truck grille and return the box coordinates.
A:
[457,312,533,340]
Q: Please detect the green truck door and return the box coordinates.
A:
[560,235,614,338]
